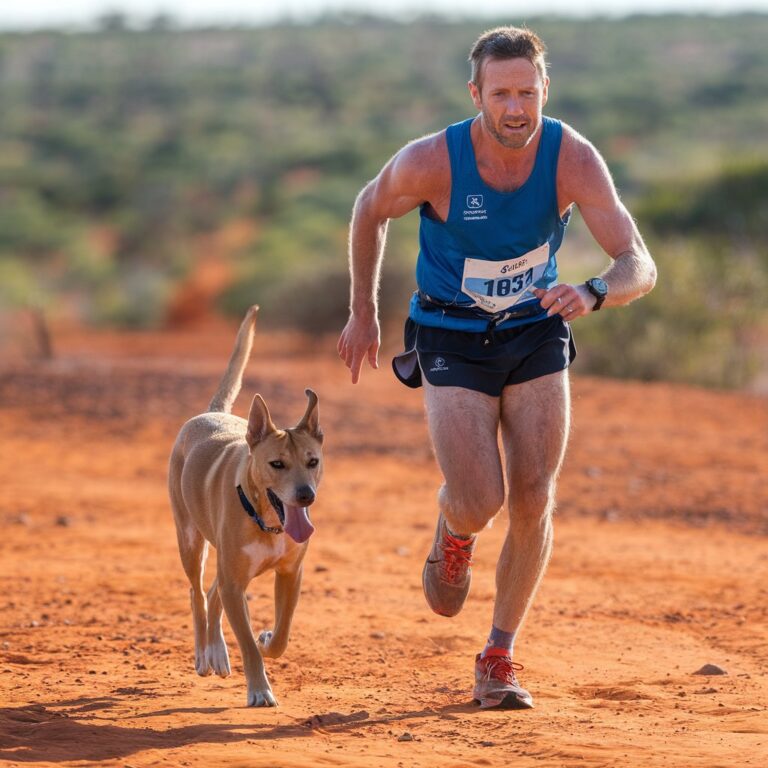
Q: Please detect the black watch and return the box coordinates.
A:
[585,277,608,311]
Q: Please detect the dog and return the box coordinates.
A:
[168,305,323,707]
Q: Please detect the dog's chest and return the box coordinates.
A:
[241,536,296,579]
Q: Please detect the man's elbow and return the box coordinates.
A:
[642,253,658,296]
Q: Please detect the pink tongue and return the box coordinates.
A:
[284,505,315,543]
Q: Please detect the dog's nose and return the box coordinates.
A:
[295,485,315,506]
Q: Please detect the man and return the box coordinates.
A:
[337,26,656,709]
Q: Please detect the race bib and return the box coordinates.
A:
[461,243,550,313]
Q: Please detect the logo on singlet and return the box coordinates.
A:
[464,194,487,221]
[467,195,483,209]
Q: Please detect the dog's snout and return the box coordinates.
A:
[295,485,315,506]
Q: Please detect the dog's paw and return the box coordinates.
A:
[195,650,213,677]
[256,629,274,655]
[247,687,278,707]
[257,629,286,658]
[206,640,231,678]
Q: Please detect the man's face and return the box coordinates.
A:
[468,57,549,150]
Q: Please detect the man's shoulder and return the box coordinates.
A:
[388,129,450,191]
[555,121,616,206]
[558,121,601,166]
[398,129,449,167]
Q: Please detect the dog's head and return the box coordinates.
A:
[245,388,323,544]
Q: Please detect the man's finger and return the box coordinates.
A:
[547,295,564,316]
[349,351,364,384]
[534,287,559,311]
[368,340,380,370]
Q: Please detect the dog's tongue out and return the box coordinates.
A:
[284,505,314,543]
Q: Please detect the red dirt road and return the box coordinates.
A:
[1,322,766,767]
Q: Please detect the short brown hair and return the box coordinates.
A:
[469,26,548,86]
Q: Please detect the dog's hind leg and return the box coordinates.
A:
[204,577,231,677]
[174,522,212,677]
[257,566,304,659]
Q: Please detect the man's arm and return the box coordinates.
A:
[534,127,657,319]
[338,135,446,383]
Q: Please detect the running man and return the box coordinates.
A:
[338,26,656,709]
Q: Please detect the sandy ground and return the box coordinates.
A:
[1,320,766,767]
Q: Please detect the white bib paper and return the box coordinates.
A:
[461,243,550,313]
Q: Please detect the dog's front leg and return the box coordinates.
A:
[258,565,304,659]
[217,577,276,707]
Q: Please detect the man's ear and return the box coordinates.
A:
[468,79,482,110]
[246,394,276,449]
[295,388,323,443]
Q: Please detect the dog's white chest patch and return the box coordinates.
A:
[242,538,284,579]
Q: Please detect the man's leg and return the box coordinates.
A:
[473,369,570,709]
[422,382,505,616]
[497,369,570,634]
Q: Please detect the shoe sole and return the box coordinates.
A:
[474,693,534,710]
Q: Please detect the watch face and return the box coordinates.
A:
[589,278,608,296]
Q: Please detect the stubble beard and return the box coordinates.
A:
[481,106,536,150]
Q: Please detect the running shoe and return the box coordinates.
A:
[473,649,534,709]
[422,513,475,617]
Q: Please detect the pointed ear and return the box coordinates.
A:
[295,388,323,443]
[246,394,276,449]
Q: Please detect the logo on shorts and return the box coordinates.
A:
[430,356,449,373]
[466,194,483,209]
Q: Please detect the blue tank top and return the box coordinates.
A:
[409,115,569,332]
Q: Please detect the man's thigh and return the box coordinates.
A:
[500,369,571,492]
[423,381,505,513]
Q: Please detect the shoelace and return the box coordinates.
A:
[440,532,474,583]
[480,655,524,683]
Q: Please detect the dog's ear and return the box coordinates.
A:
[295,388,323,443]
[246,394,277,449]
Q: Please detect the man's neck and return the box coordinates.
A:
[471,116,543,189]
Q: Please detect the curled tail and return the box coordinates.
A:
[208,305,259,413]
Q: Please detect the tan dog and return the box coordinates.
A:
[168,306,323,707]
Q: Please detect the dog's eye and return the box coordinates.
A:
[307,458,319,468]
[269,460,286,470]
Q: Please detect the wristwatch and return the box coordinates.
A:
[585,277,608,311]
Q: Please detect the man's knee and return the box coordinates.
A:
[440,483,504,533]
[508,474,557,523]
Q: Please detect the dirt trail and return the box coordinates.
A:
[1,323,766,767]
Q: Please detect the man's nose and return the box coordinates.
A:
[295,485,315,506]
[505,95,523,114]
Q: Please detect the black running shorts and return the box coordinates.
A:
[392,315,576,396]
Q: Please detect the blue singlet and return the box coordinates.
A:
[409,115,570,332]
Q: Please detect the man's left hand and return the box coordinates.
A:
[532,284,596,320]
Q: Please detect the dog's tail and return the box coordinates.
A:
[208,305,259,414]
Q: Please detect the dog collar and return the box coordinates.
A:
[236,485,284,534]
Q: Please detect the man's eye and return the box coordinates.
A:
[307,458,319,468]
[269,460,286,470]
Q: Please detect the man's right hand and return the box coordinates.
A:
[337,313,380,384]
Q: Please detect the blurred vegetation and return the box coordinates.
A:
[0,13,766,388]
